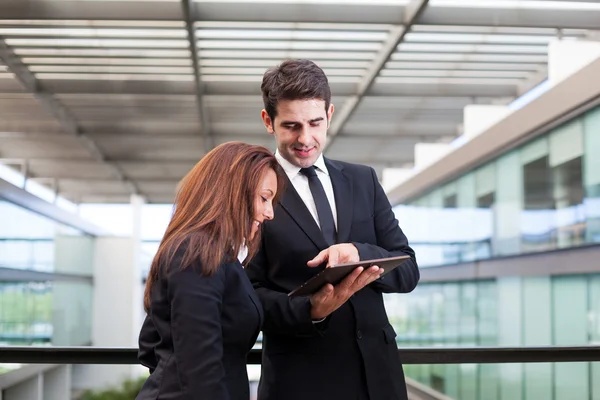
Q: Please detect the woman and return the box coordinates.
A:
[136,141,285,400]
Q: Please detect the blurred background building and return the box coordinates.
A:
[0,0,599,398]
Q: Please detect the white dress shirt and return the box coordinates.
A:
[275,151,338,230]
[237,245,248,264]
[276,151,335,323]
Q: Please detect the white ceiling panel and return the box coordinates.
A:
[0,1,596,202]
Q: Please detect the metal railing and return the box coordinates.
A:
[1,345,599,365]
[1,346,599,400]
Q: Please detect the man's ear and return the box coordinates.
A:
[261,109,275,135]
[327,103,335,128]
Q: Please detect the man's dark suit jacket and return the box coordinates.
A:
[247,158,419,400]
[137,248,263,400]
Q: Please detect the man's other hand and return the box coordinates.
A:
[309,265,382,320]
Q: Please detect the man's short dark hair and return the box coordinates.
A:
[261,59,331,123]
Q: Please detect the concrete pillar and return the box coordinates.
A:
[548,40,600,86]
[43,365,71,400]
[4,373,42,400]
[130,194,145,346]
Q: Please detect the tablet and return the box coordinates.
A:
[288,255,410,297]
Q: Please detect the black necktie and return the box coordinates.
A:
[299,166,337,246]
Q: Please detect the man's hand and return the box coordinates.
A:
[309,265,383,320]
[307,243,359,268]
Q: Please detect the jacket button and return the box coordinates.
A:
[356,330,363,340]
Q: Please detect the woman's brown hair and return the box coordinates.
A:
[143,141,285,311]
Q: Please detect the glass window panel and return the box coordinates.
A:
[460,363,478,400]
[460,283,478,344]
[442,283,460,398]
[549,119,583,168]
[522,277,553,399]
[428,188,444,208]
[442,181,457,207]
[457,173,490,261]
[459,283,478,400]
[0,282,52,345]
[479,363,499,400]
[583,106,600,243]
[475,163,496,198]
[51,282,93,346]
[521,146,555,252]
[590,276,600,400]
[457,173,476,208]
[520,136,548,165]
[478,281,499,400]
[494,151,522,256]
[553,276,590,399]
[552,157,585,248]
[443,283,461,345]
[497,277,523,400]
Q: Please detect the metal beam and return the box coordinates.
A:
[0,266,93,284]
[0,0,181,21]
[182,0,212,153]
[325,0,430,152]
[33,177,181,184]
[2,1,599,29]
[1,345,600,366]
[0,176,109,236]
[35,78,518,97]
[0,38,141,197]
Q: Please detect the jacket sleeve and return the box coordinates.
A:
[168,262,230,400]
[247,241,328,337]
[352,167,420,294]
[138,314,159,373]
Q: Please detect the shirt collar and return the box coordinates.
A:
[275,150,329,179]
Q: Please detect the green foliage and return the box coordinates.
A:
[80,377,147,400]
[0,285,53,323]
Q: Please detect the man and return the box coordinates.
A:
[247,59,419,400]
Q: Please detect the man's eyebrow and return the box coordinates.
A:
[279,117,324,125]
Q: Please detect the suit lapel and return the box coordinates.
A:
[279,175,329,250]
[326,159,354,244]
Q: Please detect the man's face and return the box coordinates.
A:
[261,99,334,168]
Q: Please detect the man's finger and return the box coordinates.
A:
[354,266,382,288]
[339,267,363,290]
[326,247,340,268]
[307,249,329,267]
[311,283,334,305]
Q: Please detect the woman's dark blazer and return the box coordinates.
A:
[136,248,263,400]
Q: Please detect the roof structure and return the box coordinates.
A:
[0,0,599,203]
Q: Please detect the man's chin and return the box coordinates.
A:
[296,159,314,168]
[291,154,318,168]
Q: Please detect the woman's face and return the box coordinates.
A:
[249,168,277,241]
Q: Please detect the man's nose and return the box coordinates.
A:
[297,127,311,144]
